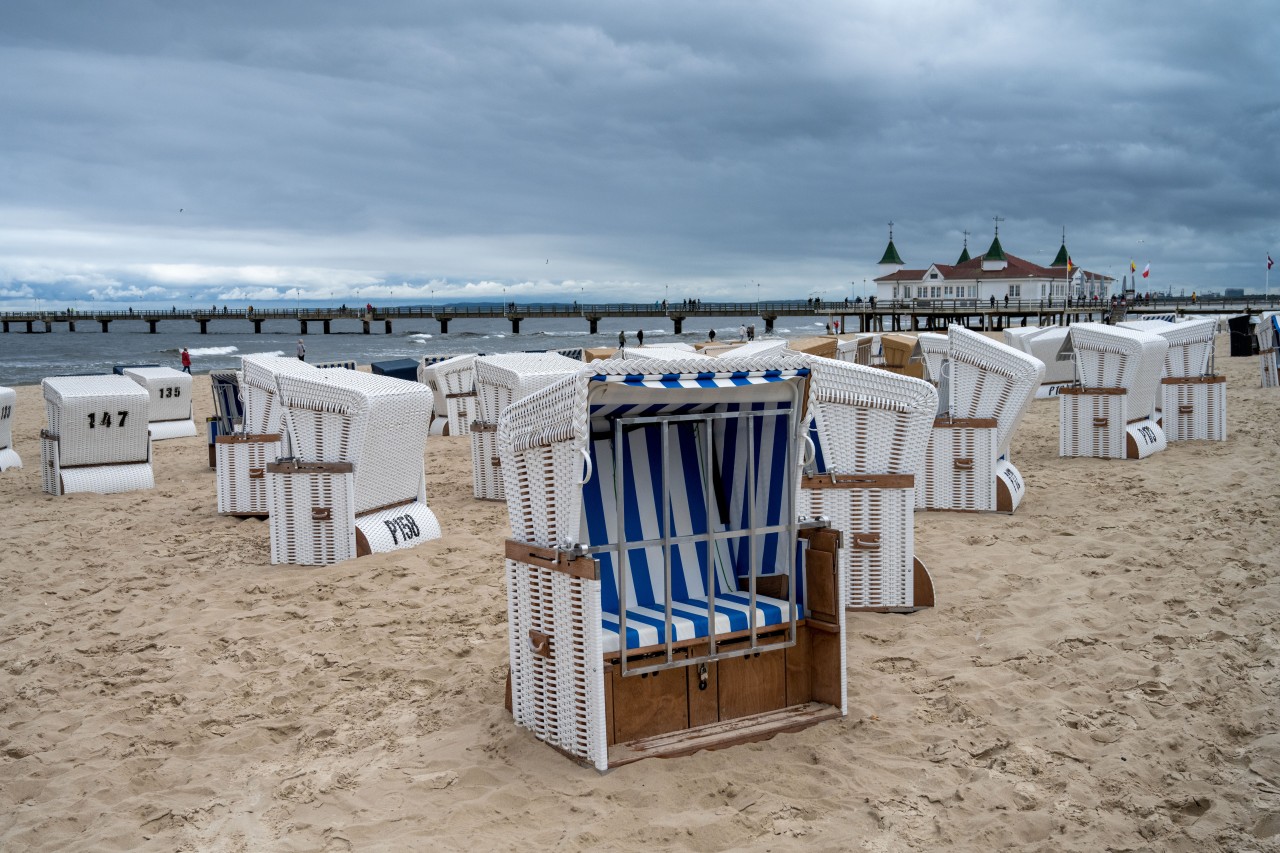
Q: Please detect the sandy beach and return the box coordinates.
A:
[1,339,1277,852]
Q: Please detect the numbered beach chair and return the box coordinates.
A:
[121,366,198,440]
[471,352,583,501]
[0,386,21,471]
[499,355,845,771]
[40,375,154,496]
[1120,318,1224,441]
[216,355,318,517]
[419,354,478,437]
[1058,323,1169,460]
[916,326,1045,513]
[267,370,441,565]
[800,357,938,612]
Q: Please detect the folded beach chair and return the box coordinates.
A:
[0,386,21,471]
[833,334,875,366]
[471,352,583,500]
[1058,323,1169,459]
[1120,318,1225,441]
[419,354,479,437]
[499,354,845,771]
[1010,326,1075,397]
[121,366,198,440]
[268,370,441,565]
[916,326,1045,512]
[40,375,154,495]
[216,355,318,517]
[799,356,938,611]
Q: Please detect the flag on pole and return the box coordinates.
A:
[1130,260,1137,273]
[1066,256,1074,275]
[1270,254,1275,270]
[1142,263,1151,278]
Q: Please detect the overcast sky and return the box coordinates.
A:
[2,1,1277,307]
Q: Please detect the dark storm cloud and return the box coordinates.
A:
[0,0,1276,306]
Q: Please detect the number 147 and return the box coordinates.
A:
[87,411,129,428]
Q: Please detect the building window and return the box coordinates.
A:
[969,286,977,297]
[931,286,941,298]
[929,272,939,280]
[893,285,899,299]
[944,286,954,296]
[1009,284,1021,297]
[903,285,911,298]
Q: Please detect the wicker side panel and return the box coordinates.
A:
[1260,351,1279,388]
[216,438,281,515]
[41,436,62,496]
[801,486,914,609]
[446,396,475,436]
[60,463,155,495]
[918,426,999,511]
[471,428,504,500]
[355,501,442,553]
[267,469,357,565]
[1161,381,1227,442]
[1059,393,1128,459]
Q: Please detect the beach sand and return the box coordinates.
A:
[1,339,1277,852]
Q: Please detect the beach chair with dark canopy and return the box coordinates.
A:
[498,354,846,770]
[40,375,154,496]
[0,385,22,471]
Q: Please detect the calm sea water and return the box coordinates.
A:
[0,314,830,387]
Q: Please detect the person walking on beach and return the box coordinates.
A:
[296,339,306,361]
[636,329,644,346]
[739,324,747,342]
[180,348,191,374]
[618,330,626,348]
[708,328,716,342]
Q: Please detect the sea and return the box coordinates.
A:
[0,313,829,387]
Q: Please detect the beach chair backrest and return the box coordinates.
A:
[916,333,949,384]
[945,325,1045,457]
[1119,318,1217,378]
[1066,323,1170,420]
[474,352,584,424]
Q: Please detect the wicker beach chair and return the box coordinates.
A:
[121,366,198,440]
[215,355,318,517]
[1015,326,1075,397]
[799,356,938,611]
[499,355,845,771]
[916,326,1045,513]
[833,334,876,366]
[877,334,926,379]
[915,332,950,384]
[1258,312,1280,389]
[617,346,715,361]
[1059,323,1169,459]
[40,375,154,496]
[419,354,479,437]
[267,370,441,565]
[1120,318,1225,441]
[0,386,21,471]
[471,352,583,501]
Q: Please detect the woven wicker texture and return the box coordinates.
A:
[1161,380,1227,441]
[1261,350,1279,388]
[0,386,20,470]
[617,346,715,361]
[274,370,434,517]
[1119,318,1216,379]
[1066,323,1170,422]
[216,437,282,515]
[834,335,875,366]
[267,466,357,565]
[42,376,151,468]
[420,354,478,434]
[240,355,320,435]
[473,352,584,424]
[915,333,949,383]
[945,325,1045,458]
[122,366,194,425]
[916,424,999,511]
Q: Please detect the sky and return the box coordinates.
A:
[1,0,1277,308]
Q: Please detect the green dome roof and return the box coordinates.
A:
[985,234,1006,261]
[879,239,904,265]
[1050,242,1070,267]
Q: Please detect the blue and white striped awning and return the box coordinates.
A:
[589,367,808,390]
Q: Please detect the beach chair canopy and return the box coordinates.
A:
[240,354,320,434]
[42,375,151,467]
[121,366,193,421]
[473,352,585,423]
[500,355,814,654]
[944,325,1045,458]
[712,339,787,358]
[274,370,434,516]
[1118,318,1217,378]
[1063,323,1170,421]
[1022,326,1076,385]
[616,346,714,361]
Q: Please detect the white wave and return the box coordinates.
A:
[243,350,285,358]
[187,345,239,356]
[409,333,434,342]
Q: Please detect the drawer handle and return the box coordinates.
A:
[311,507,332,521]
[1092,417,1109,428]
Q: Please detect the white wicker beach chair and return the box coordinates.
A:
[1258,313,1279,389]
[40,375,154,496]
[498,355,846,771]
[916,326,1045,513]
[420,354,478,437]
[1018,326,1075,397]
[833,334,876,366]
[121,366,198,440]
[215,356,317,517]
[471,352,583,501]
[1120,318,1225,441]
[1059,323,1169,459]
[799,356,938,611]
[0,386,21,471]
[617,346,715,361]
[268,369,441,564]
[915,332,950,384]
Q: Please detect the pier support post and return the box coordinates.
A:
[672,316,683,335]
[26,321,33,333]
[363,320,371,335]
[253,320,263,334]
[44,321,52,333]
[148,320,158,334]
[323,320,331,334]
[68,320,76,332]
[509,317,521,334]
[300,320,308,335]
[199,320,208,334]
[438,318,449,333]
[99,320,110,333]
[384,319,392,334]
[587,316,599,334]
[1,321,7,333]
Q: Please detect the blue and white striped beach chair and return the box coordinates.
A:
[499,355,846,770]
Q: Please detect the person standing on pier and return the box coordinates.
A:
[180,348,191,374]
[296,339,306,361]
